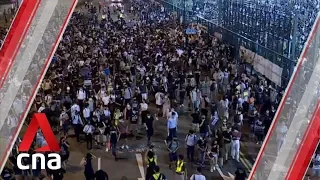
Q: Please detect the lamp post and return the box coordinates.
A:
[290,4,298,76]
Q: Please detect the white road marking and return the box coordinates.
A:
[217,166,234,180]
[136,154,145,180]
[98,157,101,170]
[228,172,235,179]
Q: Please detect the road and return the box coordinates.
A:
[62,105,259,180]
[55,0,261,179]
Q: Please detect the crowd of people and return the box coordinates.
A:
[0,0,299,179]
[0,3,16,47]
[0,26,8,47]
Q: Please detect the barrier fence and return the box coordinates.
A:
[160,0,296,88]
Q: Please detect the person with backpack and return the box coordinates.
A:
[145,150,157,180]
[185,130,197,162]
[234,167,247,180]
[167,136,179,168]
[150,166,166,180]
[190,167,206,180]
[72,111,83,143]
[83,122,95,150]
[124,84,132,105]
[77,86,87,109]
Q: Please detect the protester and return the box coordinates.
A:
[81,153,96,180]
[190,167,206,180]
[145,150,157,180]
[168,136,180,168]
[175,154,186,180]
[95,169,109,180]
[150,166,167,180]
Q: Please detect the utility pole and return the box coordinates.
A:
[182,0,186,24]
[290,4,298,76]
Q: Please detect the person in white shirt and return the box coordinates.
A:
[276,121,288,155]
[155,91,164,116]
[72,111,83,142]
[71,102,80,117]
[190,88,197,113]
[7,113,18,132]
[38,103,46,113]
[83,122,95,150]
[102,95,110,106]
[190,167,206,180]
[36,130,46,148]
[220,97,229,119]
[140,100,149,122]
[103,106,111,119]
[185,130,197,162]
[77,87,86,101]
[98,86,107,99]
[83,103,91,122]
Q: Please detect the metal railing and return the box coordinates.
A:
[160,0,296,88]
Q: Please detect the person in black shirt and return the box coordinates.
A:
[235,167,247,180]
[223,127,232,161]
[1,167,13,180]
[191,110,200,132]
[179,84,186,106]
[110,121,119,161]
[32,157,42,179]
[199,115,209,137]
[124,104,133,123]
[95,169,109,180]
[59,136,70,169]
[115,92,124,110]
[144,112,154,145]
[22,150,32,177]
[197,136,207,166]
[52,168,66,180]
[83,153,95,180]
[45,152,55,178]
[9,155,23,179]
[145,150,157,180]
[130,99,139,135]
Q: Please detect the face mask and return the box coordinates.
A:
[147,115,151,118]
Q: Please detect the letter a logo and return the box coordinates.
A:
[19,113,60,152]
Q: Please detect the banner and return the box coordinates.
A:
[240,46,283,86]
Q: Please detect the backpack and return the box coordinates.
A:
[148,157,156,169]
[210,83,216,92]
[186,134,197,144]
[155,173,165,180]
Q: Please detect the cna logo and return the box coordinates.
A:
[17,113,61,170]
